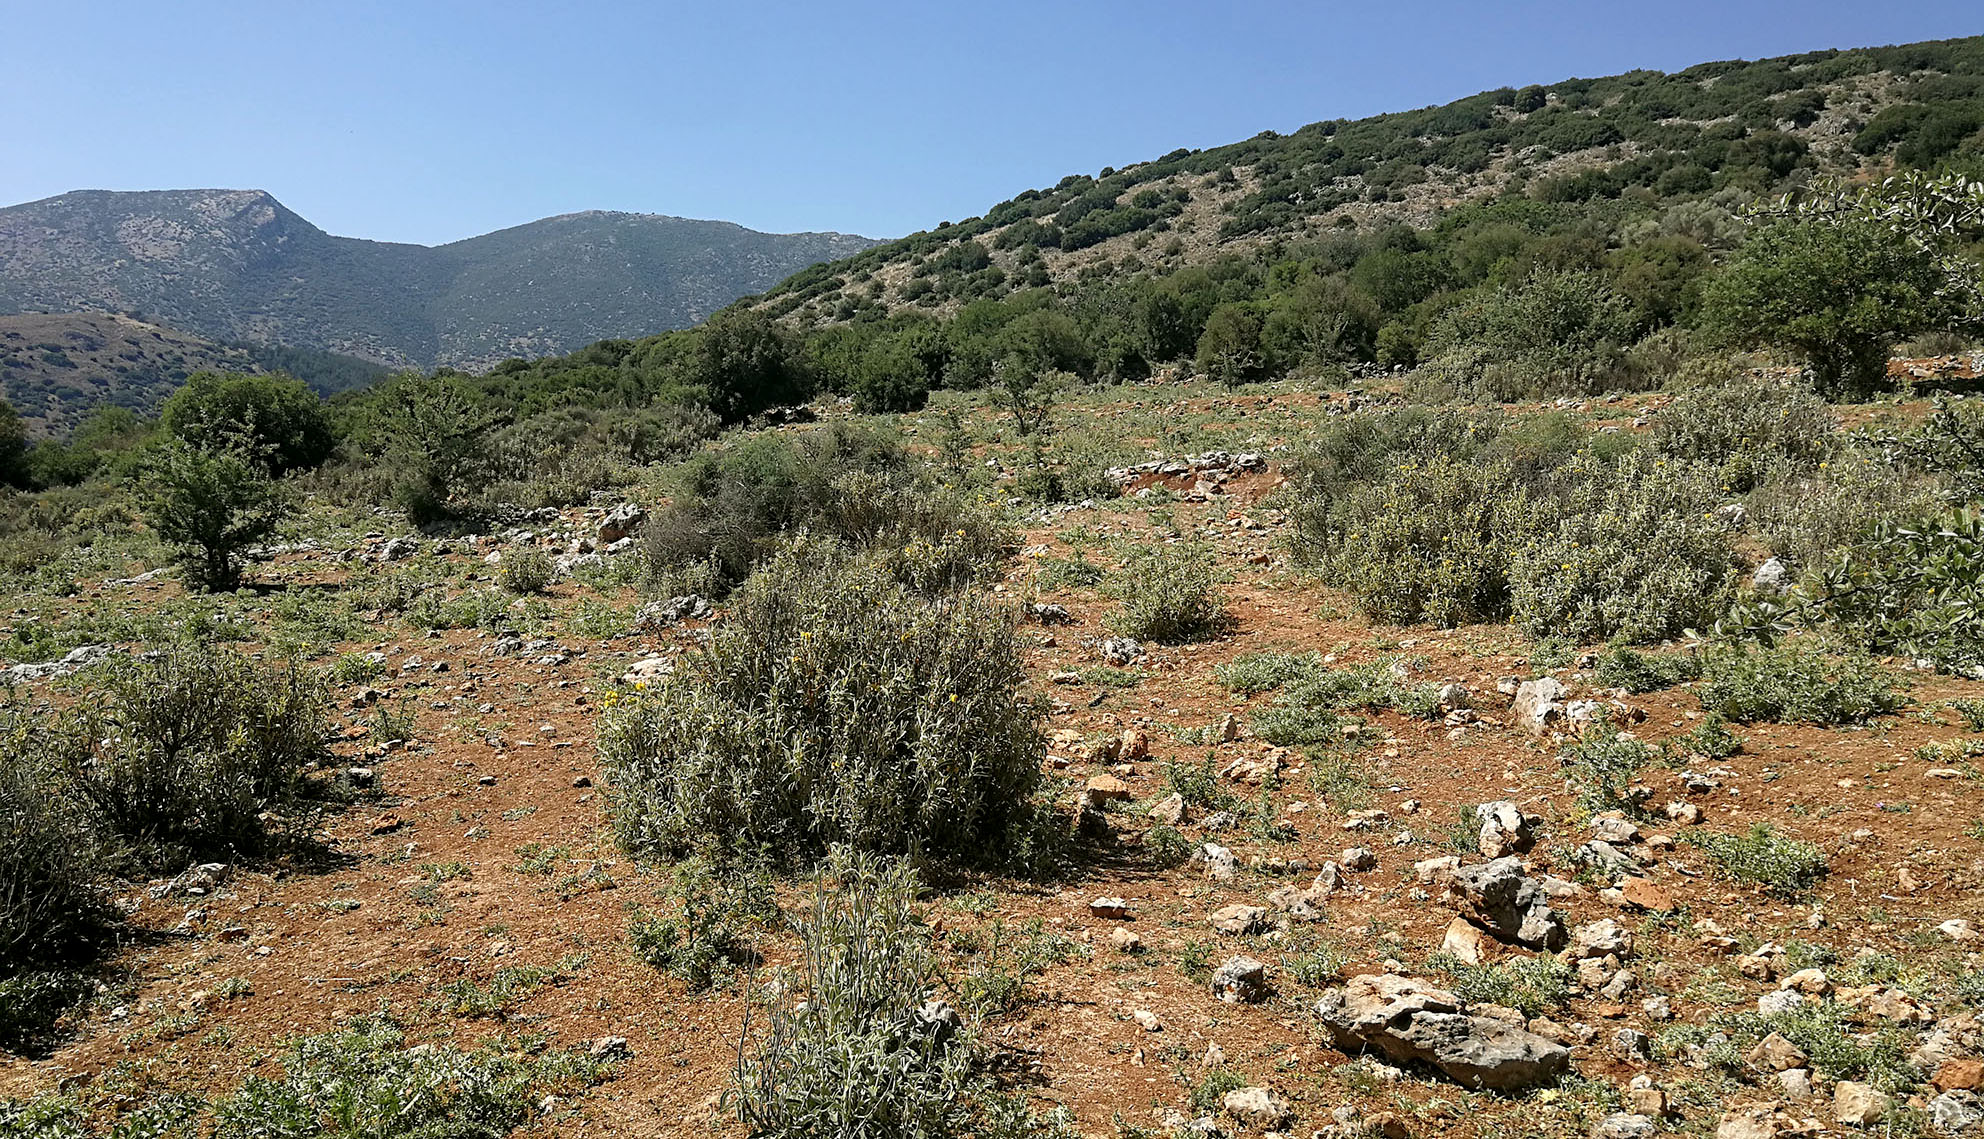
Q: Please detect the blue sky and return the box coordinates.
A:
[4,1,1977,245]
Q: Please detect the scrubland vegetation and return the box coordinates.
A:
[2,34,1984,1139]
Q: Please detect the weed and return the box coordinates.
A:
[1697,642,1904,724]
[627,856,775,990]
[1686,823,1830,897]
[495,547,555,595]
[1106,542,1224,643]
[1427,952,1573,1018]
[1594,647,1703,693]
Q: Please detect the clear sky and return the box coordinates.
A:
[4,1,1977,246]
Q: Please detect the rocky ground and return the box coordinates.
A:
[2,377,1982,1139]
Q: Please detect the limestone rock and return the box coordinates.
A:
[1475,800,1537,858]
[1312,974,1571,1090]
[1212,956,1268,1003]
[1210,904,1269,936]
[1834,1080,1888,1126]
[1444,858,1569,951]
[1222,1086,1292,1131]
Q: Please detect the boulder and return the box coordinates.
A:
[1593,1114,1656,1139]
[1746,1031,1807,1072]
[1752,557,1791,594]
[1932,1091,1984,1135]
[1444,858,1568,951]
[1312,974,1571,1091]
[1569,919,1634,961]
[1203,843,1239,882]
[1440,917,1496,965]
[597,501,647,544]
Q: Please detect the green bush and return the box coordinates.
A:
[54,645,329,872]
[1428,952,1573,1018]
[138,440,290,592]
[1559,717,1657,816]
[1594,647,1703,692]
[1508,451,1739,644]
[1686,823,1830,897]
[1107,542,1224,643]
[1696,642,1904,724]
[1649,376,1836,492]
[495,547,555,595]
[735,850,1061,1139]
[0,712,109,980]
[603,538,1043,866]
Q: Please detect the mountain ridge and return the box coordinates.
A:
[0,188,879,373]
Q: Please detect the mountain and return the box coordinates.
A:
[0,311,387,437]
[745,36,1984,331]
[0,190,879,372]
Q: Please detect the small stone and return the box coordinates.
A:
[1089,896,1131,919]
[1150,792,1186,826]
[1134,1009,1163,1032]
[1778,1068,1813,1103]
[1618,877,1673,912]
[1203,843,1238,882]
[1780,967,1830,995]
[1757,989,1805,1015]
[1340,846,1378,872]
[1086,774,1132,800]
[1109,927,1142,953]
[1937,1059,1984,1092]
[1941,919,1977,942]
[1747,1031,1809,1072]
[1594,1113,1656,1139]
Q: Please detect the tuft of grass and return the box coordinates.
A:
[1594,647,1702,693]
[1106,542,1225,644]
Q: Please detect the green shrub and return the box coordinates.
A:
[602,538,1043,866]
[1747,456,1936,568]
[0,712,109,980]
[161,371,338,476]
[1107,542,1224,643]
[628,856,775,990]
[1686,823,1830,897]
[1696,642,1904,724]
[1215,650,1323,695]
[0,969,95,1056]
[54,645,329,872]
[1594,647,1703,693]
[643,424,1003,594]
[1793,509,1984,674]
[1508,452,1739,644]
[205,1015,619,1139]
[1665,714,1743,761]
[735,850,1060,1138]
[496,547,555,595]
[1295,454,1529,627]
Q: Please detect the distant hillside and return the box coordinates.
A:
[0,312,386,438]
[0,190,879,372]
[749,36,1984,329]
